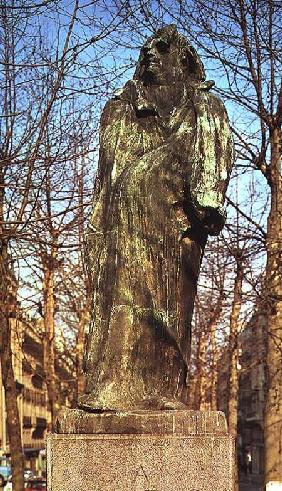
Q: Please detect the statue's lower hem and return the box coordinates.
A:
[77,393,189,411]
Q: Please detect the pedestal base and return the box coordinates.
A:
[47,409,235,491]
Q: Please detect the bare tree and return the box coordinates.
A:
[0,1,83,488]
[56,161,92,403]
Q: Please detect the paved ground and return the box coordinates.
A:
[239,474,264,491]
[240,482,263,491]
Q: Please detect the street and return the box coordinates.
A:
[239,474,264,491]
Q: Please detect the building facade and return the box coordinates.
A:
[238,311,266,476]
[217,309,266,477]
[0,315,75,475]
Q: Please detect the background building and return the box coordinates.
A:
[217,309,266,477]
[0,315,75,475]
[238,311,266,476]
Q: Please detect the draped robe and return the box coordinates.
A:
[79,79,234,411]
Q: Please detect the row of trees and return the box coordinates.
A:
[0,1,281,490]
[0,1,126,488]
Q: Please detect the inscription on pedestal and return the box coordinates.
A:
[135,465,157,491]
[47,432,235,491]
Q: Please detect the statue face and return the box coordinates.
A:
[138,35,183,86]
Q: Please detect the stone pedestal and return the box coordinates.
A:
[47,409,235,491]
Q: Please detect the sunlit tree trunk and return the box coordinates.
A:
[210,318,220,411]
[75,307,90,400]
[194,327,209,410]
[0,241,24,491]
[228,254,244,491]
[264,126,282,486]
[43,245,60,428]
[209,288,225,411]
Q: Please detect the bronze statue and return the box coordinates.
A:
[78,25,234,411]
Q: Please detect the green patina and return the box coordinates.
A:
[78,25,234,412]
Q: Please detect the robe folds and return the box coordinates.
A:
[79,79,234,411]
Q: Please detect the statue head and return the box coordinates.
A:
[134,25,206,86]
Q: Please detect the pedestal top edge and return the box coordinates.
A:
[55,408,228,436]
[48,432,234,442]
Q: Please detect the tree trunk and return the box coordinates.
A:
[228,257,244,434]
[264,126,282,486]
[0,243,24,491]
[210,319,219,411]
[43,247,60,428]
[194,328,209,410]
[210,293,225,411]
[75,306,89,401]
[228,255,244,491]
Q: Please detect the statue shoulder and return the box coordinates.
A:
[208,92,229,115]
[189,86,231,126]
[111,80,138,103]
[99,83,134,124]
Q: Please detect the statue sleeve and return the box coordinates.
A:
[189,91,234,235]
